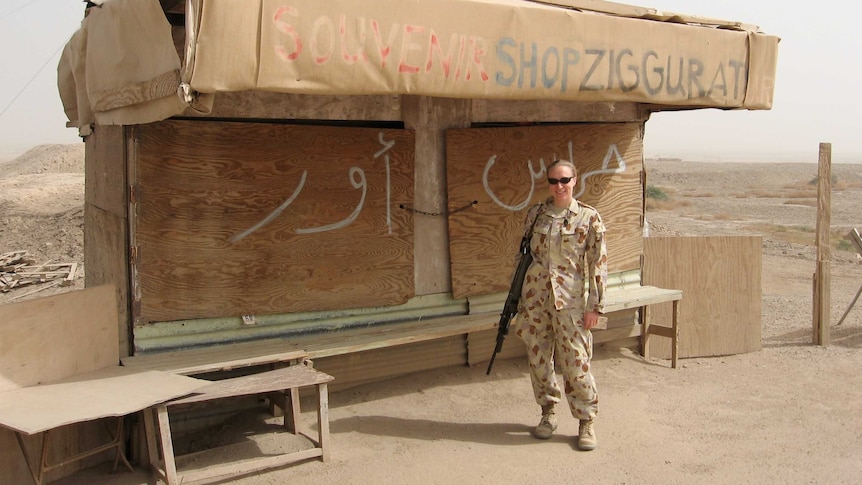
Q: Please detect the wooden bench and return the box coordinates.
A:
[143,361,334,485]
[121,344,339,484]
[603,285,683,368]
[0,285,202,485]
[122,284,681,381]
[121,339,310,375]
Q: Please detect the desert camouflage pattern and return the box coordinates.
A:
[513,199,607,420]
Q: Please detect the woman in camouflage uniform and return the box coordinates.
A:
[513,159,608,451]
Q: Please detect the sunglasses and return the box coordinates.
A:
[547,177,573,185]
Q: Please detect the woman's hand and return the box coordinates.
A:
[583,311,601,330]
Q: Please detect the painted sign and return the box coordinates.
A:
[189,0,778,109]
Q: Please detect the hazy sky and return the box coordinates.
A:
[1,0,859,162]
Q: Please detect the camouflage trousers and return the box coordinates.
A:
[513,307,598,421]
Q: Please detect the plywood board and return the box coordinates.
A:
[446,123,644,298]
[0,285,118,392]
[83,207,129,353]
[0,367,203,435]
[134,120,415,322]
[643,236,762,358]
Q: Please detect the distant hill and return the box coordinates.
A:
[0,144,85,178]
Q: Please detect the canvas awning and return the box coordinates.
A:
[58,0,779,133]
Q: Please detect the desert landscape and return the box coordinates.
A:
[1,145,861,484]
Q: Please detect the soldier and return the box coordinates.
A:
[513,158,608,451]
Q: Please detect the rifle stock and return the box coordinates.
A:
[486,237,533,375]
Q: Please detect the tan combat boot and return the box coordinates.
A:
[533,404,557,439]
[577,419,597,451]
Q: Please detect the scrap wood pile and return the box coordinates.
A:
[0,250,78,294]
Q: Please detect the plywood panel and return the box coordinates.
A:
[0,285,118,392]
[643,236,762,358]
[446,123,644,299]
[134,120,415,322]
[0,368,202,435]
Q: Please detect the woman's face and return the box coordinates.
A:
[547,164,576,207]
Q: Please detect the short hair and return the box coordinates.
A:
[547,159,578,177]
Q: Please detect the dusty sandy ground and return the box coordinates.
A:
[2,147,861,484]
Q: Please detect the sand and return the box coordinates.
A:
[1,146,860,484]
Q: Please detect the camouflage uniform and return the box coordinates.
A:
[513,198,608,421]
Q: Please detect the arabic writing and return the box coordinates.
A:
[482,142,626,211]
[229,133,396,243]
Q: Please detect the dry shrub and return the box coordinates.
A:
[646,199,678,211]
[713,212,733,220]
[745,190,785,198]
[645,185,690,211]
[785,190,816,199]
[783,199,817,207]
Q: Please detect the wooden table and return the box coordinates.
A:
[144,363,334,485]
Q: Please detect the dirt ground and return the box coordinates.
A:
[2,147,861,484]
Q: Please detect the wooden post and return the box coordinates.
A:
[401,96,471,296]
[813,142,831,345]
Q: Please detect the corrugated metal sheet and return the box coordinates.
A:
[133,293,467,353]
[468,269,642,314]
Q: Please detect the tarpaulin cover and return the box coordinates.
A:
[58,0,779,132]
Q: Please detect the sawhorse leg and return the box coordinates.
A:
[15,417,134,485]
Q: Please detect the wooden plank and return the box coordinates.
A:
[134,120,415,321]
[121,341,308,375]
[644,236,762,359]
[446,123,644,299]
[0,368,202,435]
[604,285,682,312]
[167,365,332,405]
[0,285,118,392]
[179,449,324,485]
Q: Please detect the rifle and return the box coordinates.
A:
[486,233,534,375]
